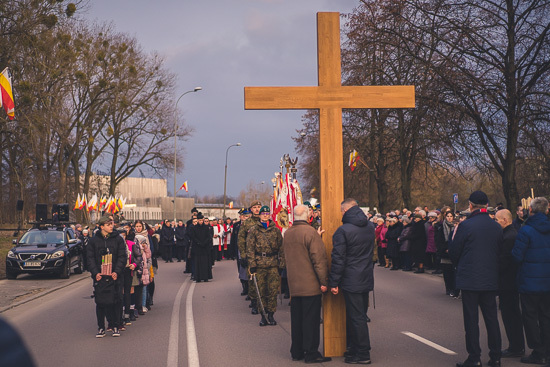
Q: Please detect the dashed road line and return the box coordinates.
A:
[402,331,457,355]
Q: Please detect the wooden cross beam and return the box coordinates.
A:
[244,12,415,356]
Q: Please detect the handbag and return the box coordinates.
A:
[131,270,141,287]
[94,277,116,305]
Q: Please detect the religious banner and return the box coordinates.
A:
[270,155,303,235]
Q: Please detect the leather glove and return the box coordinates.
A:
[240,258,248,268]
[249,267,257,274]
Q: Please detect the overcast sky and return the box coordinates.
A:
[85,0,359,200]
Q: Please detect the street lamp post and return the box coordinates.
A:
[223,143,242,219]
[174,87,202,222]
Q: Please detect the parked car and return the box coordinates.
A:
[5,225,83,280]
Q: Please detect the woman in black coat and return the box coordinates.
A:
[435,210,457,296]
[400,215,427,273]
[385,218,403,270]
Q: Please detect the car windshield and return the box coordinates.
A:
[19,230,64,245]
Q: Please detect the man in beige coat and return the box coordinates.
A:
[283,204,331,363]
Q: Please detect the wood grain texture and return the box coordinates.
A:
[244,86,415,109]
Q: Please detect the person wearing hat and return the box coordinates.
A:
[238,200,262,314]
[233,208,251,296]
[449,190,503,367]
[246,205,285,326]
[87,215,127,338]
[304,201,320,231]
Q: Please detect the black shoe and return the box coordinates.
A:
[305,356,332,364]
[521,352,547,364]
[345,355,371,364]
[501,349,524,358]
[137,309,145,316]
[390,267,399,270]
[251,307,259,315]
[344,349,356,358]
[488,359,501,367]
[129,314,136,322]
[456,360,482,367]
[414,268,425,274]
[292,355,304,361]
[267,312,277,326]
[432,269,443,274]
[124,317,132,325]
[402,268,412,271]
[245,295,251,301]
[112,327,120,337]
[96,328,106,338]
[259,315,268,326]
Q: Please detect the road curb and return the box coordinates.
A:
[0,274,89,314]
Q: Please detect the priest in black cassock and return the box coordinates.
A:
[188,213,213,282]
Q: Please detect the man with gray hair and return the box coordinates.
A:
[512,197,550,365]
[283,204,331,363]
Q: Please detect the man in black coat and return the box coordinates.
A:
[87,215,127,337]
[329,198,375,365]
[160,220,175,263]
[175,220,186,262]
[495,209,525,358]
[449,191,503,367]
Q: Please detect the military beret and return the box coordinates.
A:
[304,201,312,208]
[249,200,262,208]
[259,206,270,214]
[469,190,489,205]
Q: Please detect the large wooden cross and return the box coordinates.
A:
[244,12,415,356]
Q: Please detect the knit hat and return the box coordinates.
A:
[468,190,489,205]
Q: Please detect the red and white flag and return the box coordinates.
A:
[179,181,188,192]
[0,68,15,120]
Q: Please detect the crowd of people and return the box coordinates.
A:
[74,192,550,367]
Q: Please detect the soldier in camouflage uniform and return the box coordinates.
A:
[238,200,262,314]
[247,205,285,326]
[304,201,320,231]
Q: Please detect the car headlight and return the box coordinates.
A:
[7,250,16,259]
[50,251,65,259]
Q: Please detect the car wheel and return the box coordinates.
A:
[6,270,18,280]
[59,259,71,279]
[74,257,83,274]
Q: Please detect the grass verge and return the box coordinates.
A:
[0,233,18,279]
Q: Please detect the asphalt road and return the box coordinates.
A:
[1,259,529,367]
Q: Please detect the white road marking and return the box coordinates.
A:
[186,282,200,367]
[402,331,457,355]
[167,280,190,367]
